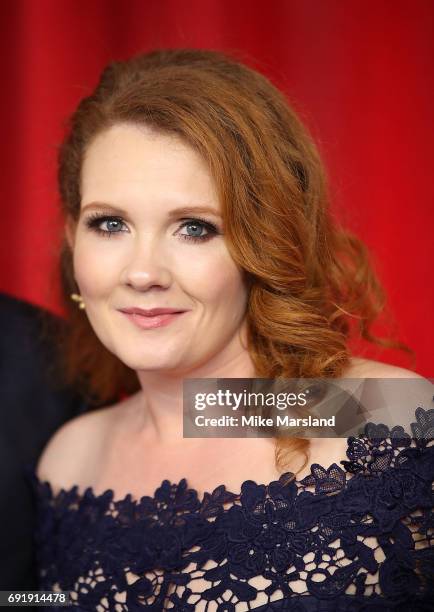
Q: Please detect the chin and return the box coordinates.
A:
[117,351,185,374]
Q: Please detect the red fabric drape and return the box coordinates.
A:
[0,0,432,374]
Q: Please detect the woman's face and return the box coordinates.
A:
[71,123,249,374]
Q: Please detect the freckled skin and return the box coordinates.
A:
[71,124,250,376]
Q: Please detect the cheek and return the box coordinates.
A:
[73,237,119,297]
[180,247,247,314]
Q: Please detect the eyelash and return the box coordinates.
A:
[84,213,219,243]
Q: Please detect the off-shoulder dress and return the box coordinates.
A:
[28,407,434,611]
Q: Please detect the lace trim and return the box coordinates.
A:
[29,406,434,611]
[30,406,434,508]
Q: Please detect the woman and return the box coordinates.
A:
[31,49,433,610]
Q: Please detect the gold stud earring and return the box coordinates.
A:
[70,293,86,310]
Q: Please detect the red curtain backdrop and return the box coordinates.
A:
[0,0,432,375]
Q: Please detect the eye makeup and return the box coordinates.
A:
[83,212,220,243]
[84,213,128,238]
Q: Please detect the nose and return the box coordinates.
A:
[120,235,173,291]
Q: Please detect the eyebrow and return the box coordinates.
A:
[80,202,222,218]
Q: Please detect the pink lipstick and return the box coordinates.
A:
[118,307,187,330]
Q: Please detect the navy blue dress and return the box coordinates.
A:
[28,407,434,611]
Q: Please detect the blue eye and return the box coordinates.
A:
[181,222,208,237]
[84,214,219,243]
[187,223,204,236]
[85,215,127,236]
[178,219,218,243]
[100,219,124,232]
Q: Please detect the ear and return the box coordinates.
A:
[65,216,77,249]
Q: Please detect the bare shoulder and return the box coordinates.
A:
[346,357,423,379]
[36,399,127,491]
[345,357,431,434]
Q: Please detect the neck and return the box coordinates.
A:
[134,330,256,445]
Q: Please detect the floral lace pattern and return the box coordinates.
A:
[29,407,434,611]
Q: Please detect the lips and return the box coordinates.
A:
[119,307,186,317]
[118,307,188,330]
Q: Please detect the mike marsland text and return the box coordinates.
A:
[194,414,336,427]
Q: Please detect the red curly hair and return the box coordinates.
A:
[57,49,410,474]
